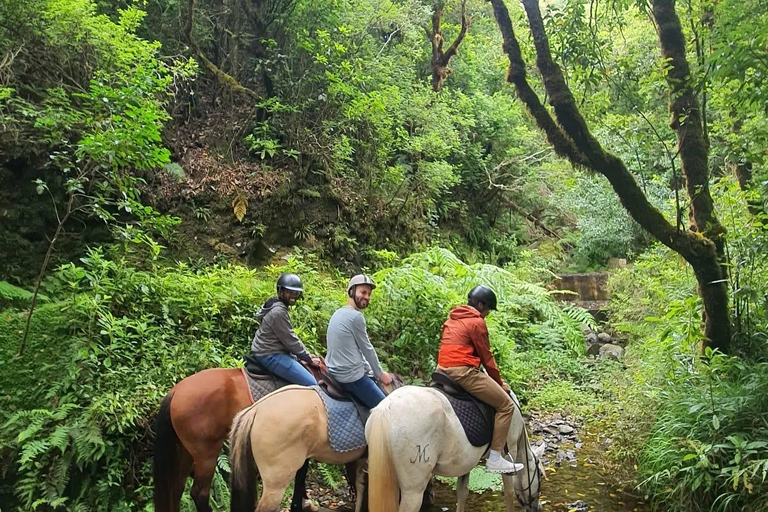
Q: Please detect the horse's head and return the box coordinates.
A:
[514,442,546,512]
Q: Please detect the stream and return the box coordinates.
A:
[310,414,650,512]
[425,414,650,512]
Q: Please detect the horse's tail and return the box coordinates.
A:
[154,392,181,512]
[367,406,399,512]
[229,403,259,512]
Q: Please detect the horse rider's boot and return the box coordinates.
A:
[486,450,524,474]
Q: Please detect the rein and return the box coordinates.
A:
[507,391,541,510]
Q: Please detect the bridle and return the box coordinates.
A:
[515,439,542,510]
[506,391,542,511]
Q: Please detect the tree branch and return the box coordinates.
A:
[488,0,731,351]
[652,0,724,245]
[428,0,471,92]
[185,0,259,100]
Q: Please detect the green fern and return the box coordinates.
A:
[0,280,47,302]
[316,462,345,490]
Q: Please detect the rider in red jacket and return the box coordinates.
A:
[436,285,524,474]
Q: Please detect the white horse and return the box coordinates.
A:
[366,386,545,512]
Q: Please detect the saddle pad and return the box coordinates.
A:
[241,368,289,404]
[437,390,494,447]
[312,386,366,453]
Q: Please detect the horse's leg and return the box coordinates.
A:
[290,460,307,512]
[420,479,434,510]
[289,460,318,512]
[257,467,295,512]
[398,490,425,512]
[353,459,366,512]
[501,474,516,512]
[190,451,219,512]
[456,473,470,512]
[397,470,433,512]
[174,447,194,507]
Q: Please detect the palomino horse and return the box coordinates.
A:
[366,386,545,512]
[228,378,403,512]
[153,365,324,512]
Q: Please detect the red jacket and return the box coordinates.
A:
[437,305,503,386]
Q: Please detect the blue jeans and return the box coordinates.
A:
[340,376,386,409]
[255,353,317,386]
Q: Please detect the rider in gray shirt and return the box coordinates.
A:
[326,275,393,408]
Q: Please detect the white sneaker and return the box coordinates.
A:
[486,450,524,474]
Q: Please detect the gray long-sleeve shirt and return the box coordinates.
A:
[250,298,310,359]
[326,306,384,383]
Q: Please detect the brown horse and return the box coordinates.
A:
[228,379,403,512]
[153,366,323,512]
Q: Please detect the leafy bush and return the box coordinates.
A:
[560,175,655,270]
[601,178,768,511]
[639,353,768,512]
[369,247,594,379]
[0,246,594,510]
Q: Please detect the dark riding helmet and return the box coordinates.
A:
[277,273,303,294]
[468,285,497,311]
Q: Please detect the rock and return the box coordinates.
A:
[597,332,612,343]
[611,337,627,347]
[608,257,627,268]
[586,343,601,357]
[599,343,625,360]
[585,332,598,344]
[558,424,575,435]
[214,242,239,257]
[580,323,593,335]
[566,499,590,511]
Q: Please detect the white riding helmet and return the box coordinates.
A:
[347,274,376,296]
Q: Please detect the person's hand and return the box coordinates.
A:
[502,381,511,392]
[379,372,394,385]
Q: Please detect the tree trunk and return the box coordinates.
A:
[487,0,731,353]
[428,0,470,92]
[652,0,730,351]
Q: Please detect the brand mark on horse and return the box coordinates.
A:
[410,443,431,464]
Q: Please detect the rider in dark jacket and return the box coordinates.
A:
[246,273,317,386]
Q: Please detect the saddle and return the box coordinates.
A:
[245,353,371,423]
[244,354,277,381]
[430,371,495,447]
[318,371,371,425]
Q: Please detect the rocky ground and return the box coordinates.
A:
[300,412,586,512]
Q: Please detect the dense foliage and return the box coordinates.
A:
[1,0,767,511]
[603,183,768,512]
[0,246,597,511]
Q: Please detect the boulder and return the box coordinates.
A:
[586,343,601,357]
[599,343,625,360]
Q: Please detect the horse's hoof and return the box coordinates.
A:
[302,498,319,512]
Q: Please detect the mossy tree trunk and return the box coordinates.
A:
[427,0,470,92]
[487,0,731,353]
